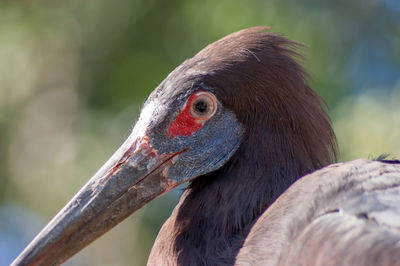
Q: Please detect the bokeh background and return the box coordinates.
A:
[1,0,399,265]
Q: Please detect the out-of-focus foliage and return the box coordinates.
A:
[0,0,399,265]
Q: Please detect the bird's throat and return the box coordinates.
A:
[172,137,304,265]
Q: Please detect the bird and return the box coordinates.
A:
[12,27,400,266]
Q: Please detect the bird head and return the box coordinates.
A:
[12,27,336,266]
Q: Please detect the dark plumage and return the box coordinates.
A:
[12,27,400,266]
[149,27,337,265]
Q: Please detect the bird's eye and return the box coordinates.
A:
[166,91,217,138]
[190,92,217,119]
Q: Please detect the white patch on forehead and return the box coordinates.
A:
[130,101,157,139]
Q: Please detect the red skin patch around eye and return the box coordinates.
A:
[167,94,205,138]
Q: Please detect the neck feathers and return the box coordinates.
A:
[171,115,336,265]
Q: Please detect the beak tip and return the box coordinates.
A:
[11,135,187,266]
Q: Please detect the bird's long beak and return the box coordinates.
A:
[12,128,185,266]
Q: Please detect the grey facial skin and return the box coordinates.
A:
[12,83,244,266]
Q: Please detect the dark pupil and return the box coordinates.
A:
[195,100,208,113]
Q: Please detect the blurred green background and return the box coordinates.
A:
[1,0,399,265]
